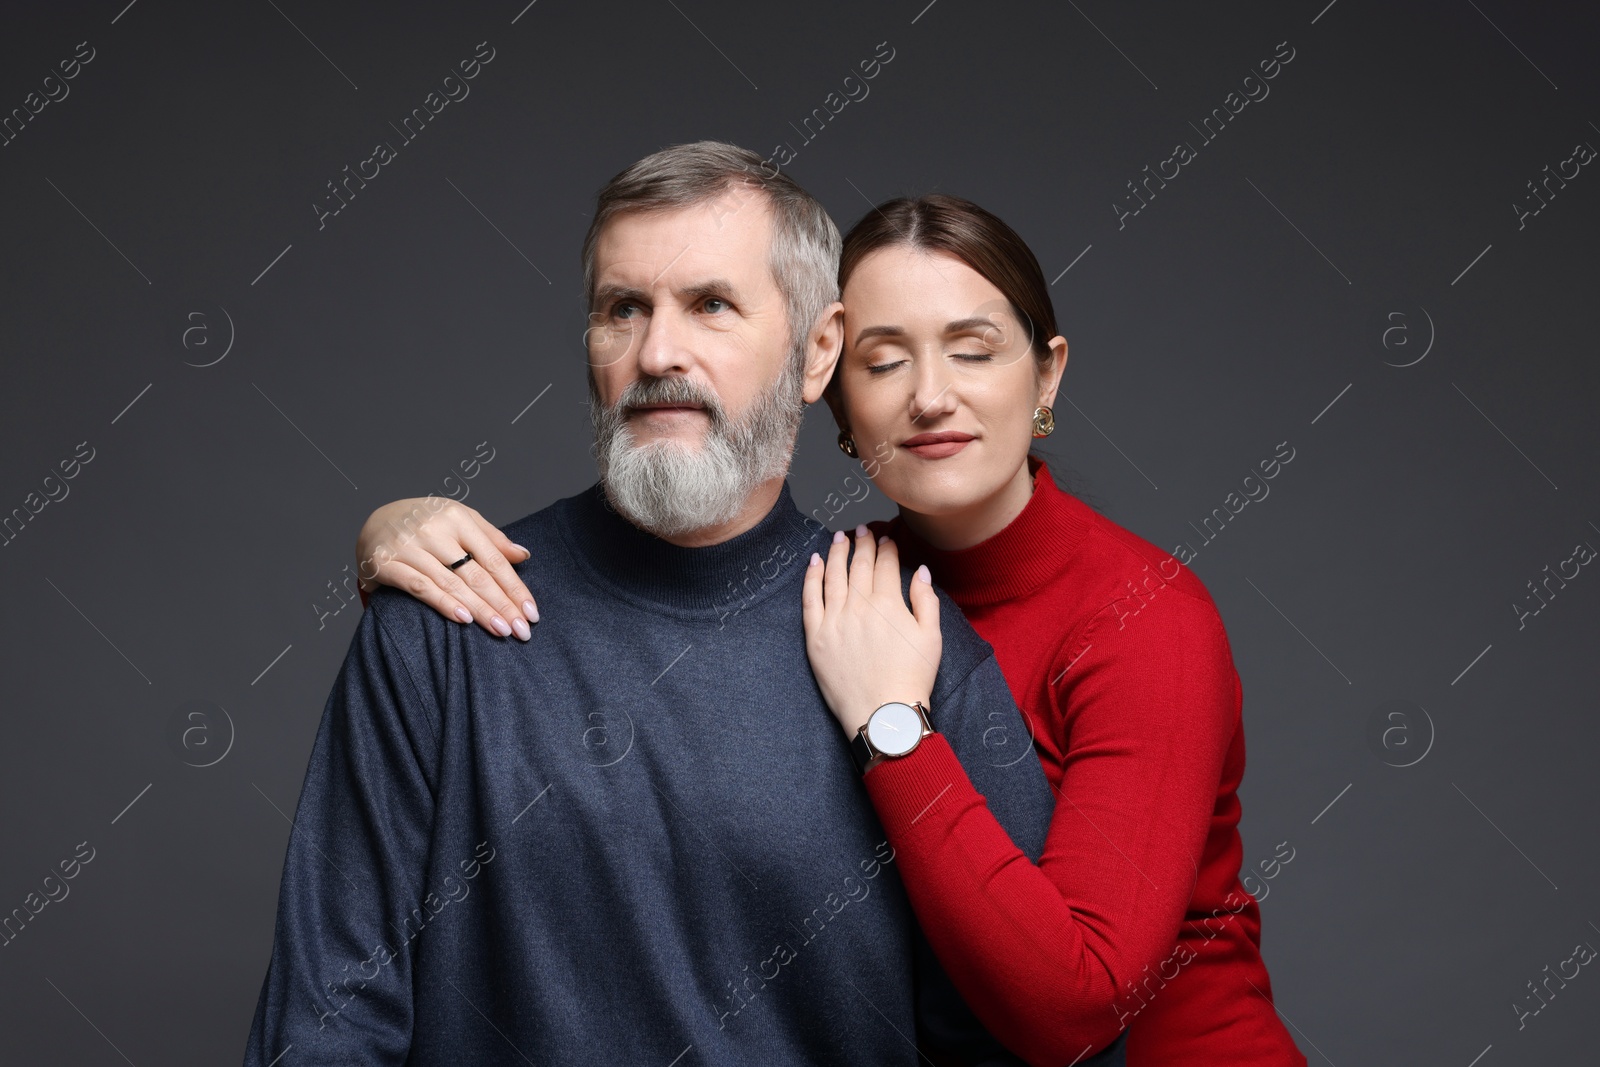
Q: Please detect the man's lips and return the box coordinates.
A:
[902,431,975,458]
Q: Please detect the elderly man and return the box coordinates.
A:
[243,142,1083,1065]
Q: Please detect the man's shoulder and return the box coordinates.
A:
[855,519,998,689]
[881,562,996,693]
[362,491,580,653]
[361,581,446,665]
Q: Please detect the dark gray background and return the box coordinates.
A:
[2,0,1596,1063]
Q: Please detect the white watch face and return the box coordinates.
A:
[866,702,922,757]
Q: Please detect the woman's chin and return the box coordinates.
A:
[879,478,994,522]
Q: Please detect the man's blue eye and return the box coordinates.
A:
[703,298,730,314]
[614,303,639,319]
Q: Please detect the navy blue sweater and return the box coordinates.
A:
[243,479,1059,1066]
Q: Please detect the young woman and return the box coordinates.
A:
[353,195,1306,1066]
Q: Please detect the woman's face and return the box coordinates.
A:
[834,245,1066,520]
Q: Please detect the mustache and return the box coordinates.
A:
[614,376,726,425]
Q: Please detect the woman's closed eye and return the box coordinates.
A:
[864,353,994,375]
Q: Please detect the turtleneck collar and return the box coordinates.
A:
[556,479,826,618]
[885,455,1095,608]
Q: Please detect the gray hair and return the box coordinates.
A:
[580,141,841,368]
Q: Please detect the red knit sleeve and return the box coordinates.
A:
[862,590,1237,1066]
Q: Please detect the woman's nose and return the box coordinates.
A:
[910,359,958,421]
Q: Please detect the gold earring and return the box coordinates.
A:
[838,431,859,458]
[1032,405,1055,438]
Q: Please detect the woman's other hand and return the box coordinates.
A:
[356,497,539,640]
[801,524,942,737]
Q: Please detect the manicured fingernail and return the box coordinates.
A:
[524,600,540,624]
[832,530,846,544]
[809,551,822,566]
[511,617,531,641]
[915,564,931,584]
[878,535,888,544]
[855,524,868,538]
[513,543,530,555]
[491,616,512,637]
[454,607,473,624]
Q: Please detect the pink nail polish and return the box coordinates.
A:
[491,616,512,637]
[455,607,473,623]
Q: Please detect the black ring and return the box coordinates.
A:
[448,552,474,570]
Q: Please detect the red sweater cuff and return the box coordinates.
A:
[862,732,971,838]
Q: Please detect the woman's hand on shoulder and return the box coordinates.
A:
[356,496,539,640]
[800,524,942,737]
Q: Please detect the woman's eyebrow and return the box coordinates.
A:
[944,316,997,334]
[854,317,1001,346]
[854,324,905,345]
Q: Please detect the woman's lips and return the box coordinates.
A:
[903,437,973,459]
[905,440,969,459]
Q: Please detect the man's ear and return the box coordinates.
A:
[802,300,846,405]
[1037,334,1069,407]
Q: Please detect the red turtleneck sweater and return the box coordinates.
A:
[865,455,1305,1067]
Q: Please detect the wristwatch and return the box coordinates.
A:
[850,700,934,775]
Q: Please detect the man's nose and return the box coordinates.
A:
[636,306,692,378]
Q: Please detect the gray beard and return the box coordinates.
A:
[589,360,805,539]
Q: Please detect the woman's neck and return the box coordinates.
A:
[896,459,1037,551]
